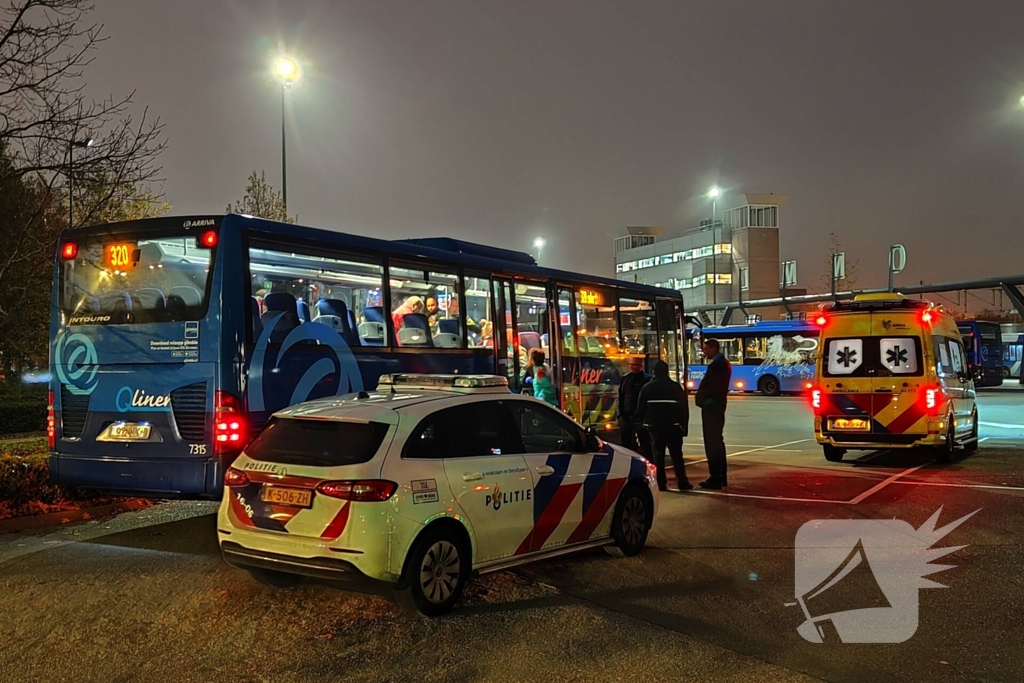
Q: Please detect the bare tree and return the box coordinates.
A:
[0,0,167,367]
[227,170,294,222]
[817,231,860,294]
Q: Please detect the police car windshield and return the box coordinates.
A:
[246,418,390,467]
[823,336,923,378]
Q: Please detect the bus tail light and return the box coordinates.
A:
[214,391,248,455]
[61,242,78,259]
[316,480,398,502]
[197,230,218,248]
[224,467,250,487]
[47,389,55,449]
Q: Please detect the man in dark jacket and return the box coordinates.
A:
[636,360,692,492]
[695,338,732,489]
[618,357,651,456]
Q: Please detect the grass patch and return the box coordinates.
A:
[0,437,148,521]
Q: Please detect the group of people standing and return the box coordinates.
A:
[619,338,732,491]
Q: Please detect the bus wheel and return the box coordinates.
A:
[935,423,956,463]
[823,445,845,462]
[1002,367,1010,379]
[758,375,781,397]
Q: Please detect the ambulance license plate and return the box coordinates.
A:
[261,486,313,508]
[106,422,151,441]
[830,418,869,431]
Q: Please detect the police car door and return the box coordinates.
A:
[507,399,598,553]
[438,401,535,564]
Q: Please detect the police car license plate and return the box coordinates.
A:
[107,422,151,441]
[830,418,869,431]
[260,486,313,508]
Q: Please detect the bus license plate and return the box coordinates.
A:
[261,486,313,508]
[830,418,869,431]
[107,422,152,441]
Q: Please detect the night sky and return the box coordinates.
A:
[88,0,1024,296]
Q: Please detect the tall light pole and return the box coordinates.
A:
[68,137,94,229]
[274,56,299,214]
[707,186,722,308]
[533,237,546,265]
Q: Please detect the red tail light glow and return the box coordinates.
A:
[810,388,823,413]
[214,391,248,455]
[924,386,943,415]
[61,242,78,260]
[316,480,398,502]
[198,230,218,248]
[921,310,934,325]
[814,314,827,327]
[47,389,55,449]
[224,467,250,487]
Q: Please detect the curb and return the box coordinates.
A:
[0,499,152,535]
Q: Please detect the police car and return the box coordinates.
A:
[217,374,659,616]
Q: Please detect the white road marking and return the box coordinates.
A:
[687,489,852,504]
[683,439,814,467]
[889,480,1024,492]
[979,421,1024,429]
[848,463,932,504]
[979,437,992,443]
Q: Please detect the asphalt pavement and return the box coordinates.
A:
[1,389,1022,682]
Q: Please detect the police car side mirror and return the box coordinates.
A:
[584,426,600,452]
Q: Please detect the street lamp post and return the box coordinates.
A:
[68,137,94,229]
[707,186,722,310]
[274,56,299,213]
[533,237,546,265]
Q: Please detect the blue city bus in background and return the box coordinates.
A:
[48,215,686,498]
[956,320,1003,387]
[685,320,819,396]
[1002,333,1023,380]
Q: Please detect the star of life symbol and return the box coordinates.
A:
[886,346,908,367]
[837,346,858,368]
[789,507,978,643]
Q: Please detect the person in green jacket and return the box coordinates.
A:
[530,349,558,406]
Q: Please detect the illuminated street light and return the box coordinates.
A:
[273,55,301,212]
[68,136,94,229]
[707,186,722,311]
[533,237,546,264]
[707,186,721,199]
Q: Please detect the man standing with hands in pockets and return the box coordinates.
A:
[695,338,732,490]
[636,360,692,492]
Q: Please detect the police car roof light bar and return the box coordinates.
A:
[377,374,509,390]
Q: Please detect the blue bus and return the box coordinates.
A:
[956,320,1003,387]
[685,320,818,396]
[48,215,686,498]
[1003,333,1023,380]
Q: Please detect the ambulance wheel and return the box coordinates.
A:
[823,445,845,462]
[758,375,781,397]
[247,568,303,588]
[394,526,469,617]
[935,423,956,463]
[963,410,979,455]
[606,484,652,557]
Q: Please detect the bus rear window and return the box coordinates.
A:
[245,418,390,467]
[60,235,212,324]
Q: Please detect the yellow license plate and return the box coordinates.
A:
[109,423,151,440]
[830,418,869,431]
[260,486,313,508]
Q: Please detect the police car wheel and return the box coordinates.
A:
[823,445,845,462]
[606,484,651,557]
[759,376,781,397]
[395,527,468,617]
[247,568,303,589]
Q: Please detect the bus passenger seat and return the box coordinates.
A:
[261,292,300,343]
[296,299,311,323]
[313,299,360,347]
[363,306,385,324]
[358,322,385,346]
[398,327,433,347]
[101,291,133,314]
[132,288,166,311]
[433,332,461,348]
[438,319,460,335]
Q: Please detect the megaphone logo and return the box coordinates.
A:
[790,507,978,643]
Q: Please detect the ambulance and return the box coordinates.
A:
[810,294,978,463]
